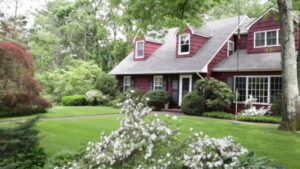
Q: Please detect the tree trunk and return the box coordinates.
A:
[277,0,300,131]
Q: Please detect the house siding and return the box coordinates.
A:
[247,11,299,54]
[133,38,161,61]
[176,28,208,58]
[207,36,234,77]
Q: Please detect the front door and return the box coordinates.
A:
[179,75,192,106]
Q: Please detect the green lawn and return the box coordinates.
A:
[32,116,300,169]
[0,106,120,122]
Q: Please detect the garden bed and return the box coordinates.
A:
[202,111,281,123]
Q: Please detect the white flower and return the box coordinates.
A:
[190,128,193,131]
[145,97,150,101]
[150,134,157,140]
[172,116,178,120]
[130,89,135,93]
[165,114,170,118]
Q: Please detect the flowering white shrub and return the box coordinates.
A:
[183,133,248,169]
[241,95,271,116]
[85,90,109,105]
[57,92,280,169]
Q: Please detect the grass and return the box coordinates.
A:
[0,107,299,169]
[31,116,299,169]
[0,106,120,122]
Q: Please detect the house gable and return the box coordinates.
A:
[176,28,209,58]
[133,37,162,61]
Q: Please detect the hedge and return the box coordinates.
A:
[61,95,86,106]
[202,112,280,123]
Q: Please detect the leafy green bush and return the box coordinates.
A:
[37,60,103,102]
[61,95,86,106]
[194,78,234,111]
[181,91,205,115]
[125,88,144,100]
[271,93,282,116]
[0,117,47,168]
[85,90,110,105]
[95,74,118,98]
[0,107,48,118]
[144,90,169,111]
[202,112,280,123]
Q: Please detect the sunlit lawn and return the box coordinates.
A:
[33,115,300,169]
[1,106,299,169]
[0,106,120,122]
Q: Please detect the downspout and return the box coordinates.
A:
[196,72,204,79]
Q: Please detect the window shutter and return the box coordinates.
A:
[163,76,167,91]
[227,77,233,89]
[131,76,135,88]
[119,76,124,92]
[192,74,199,90]
[149,76,153,91]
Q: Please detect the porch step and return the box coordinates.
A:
[161,109,182,113]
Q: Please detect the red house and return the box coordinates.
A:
[109,8,300,111]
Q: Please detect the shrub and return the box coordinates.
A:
[61,95,86,106]
[181,91,205,115]
[144,90,169,111]
[0,117,47,168]
[194,78,234,111]
[271,93,282,116]
[202,111,281,123]
[124,88,144,100]
[85,90,110,105]
[95,74,118,98]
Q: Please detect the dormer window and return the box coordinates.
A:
[228,40,234,56]
[254,29,280,48]
[135,41,144,58]
[178,34,190,55]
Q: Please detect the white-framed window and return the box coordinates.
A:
[153,76,163,90]
[254,29,280,48]
[123,76,131,92]
[234,76,282,104]
[228,40,234,56]
[135,41,144,58]
[178,34,190,55]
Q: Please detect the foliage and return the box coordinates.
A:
[110,0,226,32]
[202,112,281,123]
[194,78,234,111]
[85,90,110,105]
[124,88,144,100]
[0,42,52,117]
[95,74,118,98]
[144,90,169,111]
[37,59,102,102]
[181,91,205,116]
[61,95,86,106]
[271,93,282,116]
[206,0,275,20]
[0,117,47,168]
[27,0,132,72]
[240,152,285,169]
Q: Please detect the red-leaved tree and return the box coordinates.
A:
[0,41,51,116]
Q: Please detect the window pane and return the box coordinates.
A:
[136,42,144,57]
[235,77,246,102]
[255,32,265,47]
[267,31,277,46]
[270,77,282,103]
[247,77,268,103]
[154,76,163,90]
[180,34,190,53]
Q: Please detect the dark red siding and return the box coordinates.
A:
[207,36,234,77]
[134,75,150,93]
[176,28,208,58]
[247,11,299,54]
[236,34,248,49]
[133,38,161,61]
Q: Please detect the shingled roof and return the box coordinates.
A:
[212,50,281,72]
[109,15,248,75]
